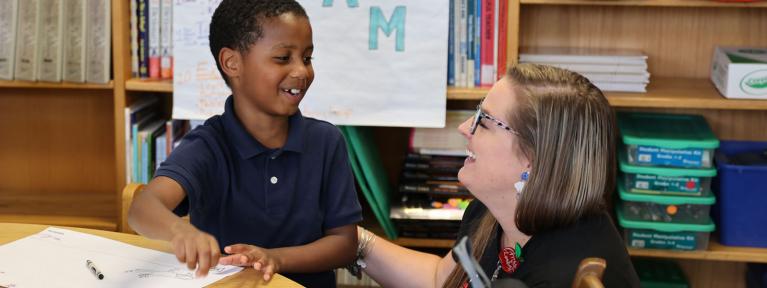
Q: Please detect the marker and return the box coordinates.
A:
[86,260,105,280]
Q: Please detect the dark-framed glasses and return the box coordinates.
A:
[469,104,519,136]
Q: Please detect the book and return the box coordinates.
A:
[519,46,648,65]
[582,72,650,84]
[447,0,454,86]
[36,0,64,82]
[496,0,508,80]
[148,0,161,79]
[138,0,149,78]
[479,0,495,86]
[14,0,40,81]
[409,110,473,156]
[130,0,139,77]
[125,97,160,184]
[62,0,87,82]
[159,0,173,79]
[0,0,19,80]
[593,81,648,93]
[530,62,648,74]
[85,0,111,84]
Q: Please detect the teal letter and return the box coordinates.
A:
[322,0,359,7]
[369,6,406,52]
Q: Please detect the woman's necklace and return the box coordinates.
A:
[492,242,524,281]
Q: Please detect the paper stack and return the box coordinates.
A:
[520,47,650,93]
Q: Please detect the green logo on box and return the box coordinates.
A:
[740,70,767,95]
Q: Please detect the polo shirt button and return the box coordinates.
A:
[270,176,278,184]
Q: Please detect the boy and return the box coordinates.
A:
[127,1,362,286]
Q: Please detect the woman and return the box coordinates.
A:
[354,64,640,287]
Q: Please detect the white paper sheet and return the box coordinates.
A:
[0,227,242,288]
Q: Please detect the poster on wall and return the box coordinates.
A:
[173,0,449,127]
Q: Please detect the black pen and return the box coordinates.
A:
[86,259,105,280]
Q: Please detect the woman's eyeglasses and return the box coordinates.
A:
[469,104,519,136]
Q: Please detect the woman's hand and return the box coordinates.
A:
[219,244,282,281]
[169,221,221,278]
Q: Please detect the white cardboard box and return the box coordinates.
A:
[711,46,767,100]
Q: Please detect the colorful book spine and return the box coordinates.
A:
[148,0,161,79]
[160,0,173,79]
[496,0,508,80]
[480,0,495,87]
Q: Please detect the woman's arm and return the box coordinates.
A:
[359,227,458,288]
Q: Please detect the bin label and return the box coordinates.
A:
[628,230,698,250]
[636,146,706,167]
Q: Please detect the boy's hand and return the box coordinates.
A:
[169,221,221,278]
[219,244,281,281]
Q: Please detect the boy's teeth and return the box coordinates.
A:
[290,88,300,95]
[466,150,476,160]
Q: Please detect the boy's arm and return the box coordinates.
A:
[269,224,357,272]
[127,176,221,277]
[219,224,358,280]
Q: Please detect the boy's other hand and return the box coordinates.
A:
[220,244,281,282]
[169,221,221,278]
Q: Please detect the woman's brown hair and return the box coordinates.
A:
[443,63,617,287]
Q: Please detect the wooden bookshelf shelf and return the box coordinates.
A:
[607,77,767,110]
[448,78,767,110]
[392,237,455,249]
[125,78,173,93]
[0,191,116,231]
[629,239,767,263]
[520,0,767,8]
[0,80,114,90]
[447,87,490,100]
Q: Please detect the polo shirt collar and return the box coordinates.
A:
[222,96,305,159]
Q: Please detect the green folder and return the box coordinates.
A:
[340,126,398,239]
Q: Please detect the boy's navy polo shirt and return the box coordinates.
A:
[154,96,362,287]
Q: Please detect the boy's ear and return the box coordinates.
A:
[219,47,241,80]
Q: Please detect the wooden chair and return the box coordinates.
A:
[572,257,606,288]
[120,183,144,234]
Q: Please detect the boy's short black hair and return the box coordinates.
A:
[209,0,308,86]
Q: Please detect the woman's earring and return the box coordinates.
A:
[514,171,529,197]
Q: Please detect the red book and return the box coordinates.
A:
[497,0,509,80]
[480,0,496,87]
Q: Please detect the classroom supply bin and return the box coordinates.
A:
[619,180,715,224]
[617,112,719,168]
[633,258,689,288]
[713,140,767,248]
[617,206,714,251]
[620,151,716,196]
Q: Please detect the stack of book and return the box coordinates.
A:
[391,110,474,239]
[520,47,650,93]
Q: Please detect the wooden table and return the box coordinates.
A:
[0,223,302,287]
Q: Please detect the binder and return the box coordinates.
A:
[340,126,398,239]
[37,0,65,82]
[0,0,19,80]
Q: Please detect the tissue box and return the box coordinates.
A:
[711,46,767,99]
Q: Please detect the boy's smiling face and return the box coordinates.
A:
[234,12,314,117]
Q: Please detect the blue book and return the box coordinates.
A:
[447,0,455,86]
[474,0,482,86]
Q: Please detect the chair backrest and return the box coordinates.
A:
[572,257,606,288]
[120,183,144,234]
